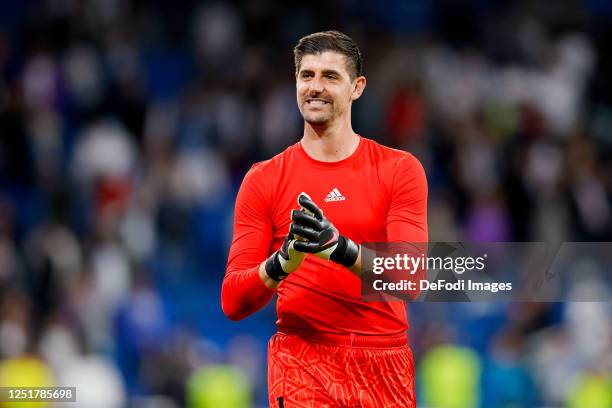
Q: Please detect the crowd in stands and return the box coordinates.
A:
[0,1,610,406]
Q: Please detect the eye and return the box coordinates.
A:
[325,74,336,80]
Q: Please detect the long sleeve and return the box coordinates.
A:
[385,153,428,300]
[386,153,428,242]
[221,164,275,321]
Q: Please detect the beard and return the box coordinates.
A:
[302,111,333,125]
[300,101,336,125]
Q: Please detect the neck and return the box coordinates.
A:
[301,117,360,162]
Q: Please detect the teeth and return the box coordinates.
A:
[308,100,327,104]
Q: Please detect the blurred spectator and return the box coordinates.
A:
[186,364,252,408]
[0,354,54,408]
[72,119,137,187]
[419,344,482,408]
[481,327,536,407]
[55,355,126,408]
[566,370,612,408]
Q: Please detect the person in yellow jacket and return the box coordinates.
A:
[0,354,55,408]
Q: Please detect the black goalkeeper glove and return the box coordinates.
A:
[290,192,359,268]
[264,233,306,281]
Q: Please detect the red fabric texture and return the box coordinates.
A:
[222,136,428,335]
[267,332,416,408]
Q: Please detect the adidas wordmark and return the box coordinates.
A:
[324,188,346,202]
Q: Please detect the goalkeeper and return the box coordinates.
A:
[222,31,428,408]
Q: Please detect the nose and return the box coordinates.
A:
[308,75,324,94]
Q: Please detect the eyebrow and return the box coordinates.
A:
[299,69,342,77]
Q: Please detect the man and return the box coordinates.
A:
[222,31,427,407]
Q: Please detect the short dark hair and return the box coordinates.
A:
[294,30,363,80]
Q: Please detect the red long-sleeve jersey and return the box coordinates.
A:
[222,136,428,335]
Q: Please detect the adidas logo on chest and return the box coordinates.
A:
[324,188,346,202]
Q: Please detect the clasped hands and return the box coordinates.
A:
[265,193,359,282]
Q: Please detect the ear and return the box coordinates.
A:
[351,76,366,101]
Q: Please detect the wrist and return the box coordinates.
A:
[264,252,289,282]
[259,261,282,290]
[330,236,360,268]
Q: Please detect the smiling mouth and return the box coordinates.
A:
[306,99,330,105]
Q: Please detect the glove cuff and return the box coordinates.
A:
[330,236,359,267]
[265,252,289,282]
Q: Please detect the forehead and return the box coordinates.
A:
[298,51,350,76]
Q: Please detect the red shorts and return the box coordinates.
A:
[268,330,416,408]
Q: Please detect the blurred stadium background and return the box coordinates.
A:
[0,0,611,407]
